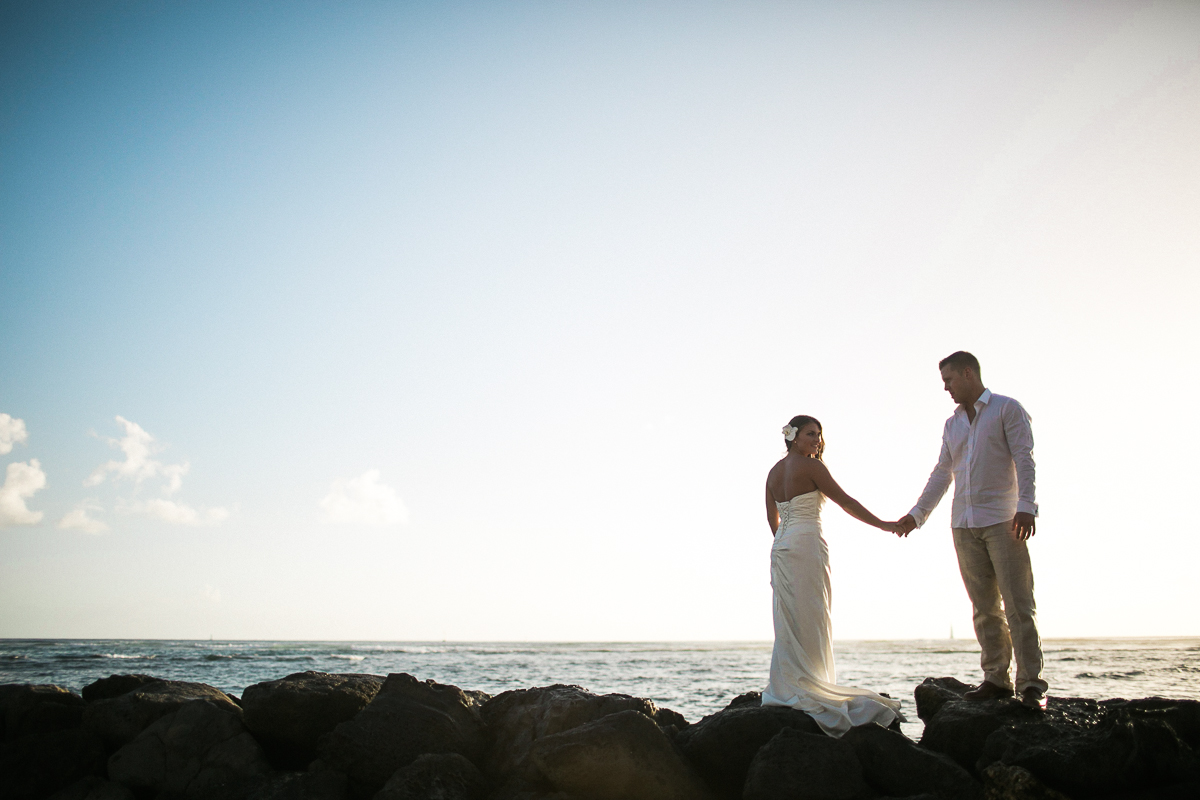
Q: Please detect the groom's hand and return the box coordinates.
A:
[897,515,917,537]
[1012,512,1036,540]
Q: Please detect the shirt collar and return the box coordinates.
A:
[956,388,992,417]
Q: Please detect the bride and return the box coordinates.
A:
[762,414,905,736]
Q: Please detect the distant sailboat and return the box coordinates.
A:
[949,625,954,640]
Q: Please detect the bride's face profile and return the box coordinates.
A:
[792,423,823,457]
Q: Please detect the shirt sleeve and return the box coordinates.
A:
[909,425,953,528]
[1003,399,1038,517]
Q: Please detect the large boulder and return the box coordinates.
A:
[919,697,1037,771]
[978,712,1198,797]
[980,764,1070,800]
[0,728,107,800]
[373,752,489,800]
[841,722,983,800]
[316,673,485,798]
[1101,697,1200,748]
[914,676,974,721]
[0,683,86,741]
[921,690,1200,796]
[724,691,763,710]
[107,698,272,800]
[242,671,384,768]
[81,674,165,703]
[742,727,872,800]
[247,770,349,800]
[480,684,683,789]
[674,704,824,798]
[529,709,715,800]
[47,776,136,800]
[83,679,240,749]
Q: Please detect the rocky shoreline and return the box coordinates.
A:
[1,671,1196,800]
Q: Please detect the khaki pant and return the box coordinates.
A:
[953,522,1047,693]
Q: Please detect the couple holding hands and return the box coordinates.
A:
[761,351,1047,737]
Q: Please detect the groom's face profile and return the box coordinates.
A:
[941,365,976,406]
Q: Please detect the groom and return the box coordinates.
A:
[897,351,1048,710]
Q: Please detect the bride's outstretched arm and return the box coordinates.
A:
[809,461,898,533]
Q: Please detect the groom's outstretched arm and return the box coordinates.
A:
[905,433,954,531]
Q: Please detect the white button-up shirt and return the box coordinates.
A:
[909,389,1038,529]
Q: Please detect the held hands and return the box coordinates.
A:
[894,515,917,537]
[880,518,912,538]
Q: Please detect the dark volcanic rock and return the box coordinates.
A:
[480,684,682,789]
[316,673,485,797]
[47,776,136,800]
[914,676,974,722]
[724,691,762,710]
[107,698,272,800]
[980,763,1070,799]
[920,696,1035,771]
[0,727,106,800]
[842,722,983,800]
[920,687,1200,797]
[529,709,715,800]
[979,712,1198,797]
[1102,697,1200,748]
[373,752,489,800]
[0,683,86,741]
[742,727,871,800]
[242,671,384,768]
[675,703,824,797]
[247,770,349,800]
[83,679,240,749]
[81,674,165,703]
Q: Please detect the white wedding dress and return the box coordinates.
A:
[762,490,904,737]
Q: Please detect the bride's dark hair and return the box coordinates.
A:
[785,415,824,461]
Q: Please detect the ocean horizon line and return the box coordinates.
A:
[4,635,1198,645]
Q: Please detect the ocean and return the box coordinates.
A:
[3,637,1197,740]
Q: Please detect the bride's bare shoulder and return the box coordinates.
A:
[766,457,791,492]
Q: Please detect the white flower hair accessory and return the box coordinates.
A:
[782,425,798,442]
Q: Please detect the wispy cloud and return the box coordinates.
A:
[85,416,189,492]
[320,470,409,526]
[59,503,109,535]
[0,413,29,455]
[86,416,227,526]
[0,459,46,526]
[119,498,230,526]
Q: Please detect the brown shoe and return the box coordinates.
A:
[1020,687,1048,710]
[963,680,1014,701]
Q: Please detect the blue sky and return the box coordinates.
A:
[2,0,1198,640]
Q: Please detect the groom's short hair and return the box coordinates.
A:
[939,351,981,376]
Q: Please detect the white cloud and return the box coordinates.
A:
[121,498,230,526]
[162,463,189,495]
[200,584,222,604]
[320,470,409,526]
[0,413,29,455]
[81,416,226,527]
[59,503,109,535]
[0,459,46,526]
[85,416,189,492]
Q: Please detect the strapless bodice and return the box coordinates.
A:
[776,490,824,533]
